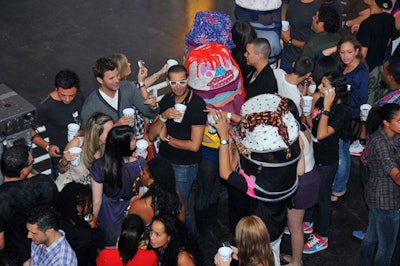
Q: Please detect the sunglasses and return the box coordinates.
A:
[168,80,187,86]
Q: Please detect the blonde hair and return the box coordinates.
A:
[81,113,113,170]
[109,53,129,80]
[235,215,275,266]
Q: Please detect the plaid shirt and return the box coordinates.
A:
[360,90,400,164]
[375,89,400,106]
[365,128,400,209]
[31,230,77,266]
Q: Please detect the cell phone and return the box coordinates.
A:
[138,60,145,68]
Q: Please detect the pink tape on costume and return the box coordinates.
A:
[393,10,400,17]
[239,169,256,198]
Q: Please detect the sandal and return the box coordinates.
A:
[331,194,339,202]
[280,254,304,266]
[280,254,292,265]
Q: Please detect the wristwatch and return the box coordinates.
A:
[139,82,146,88]
[220,139,229,145]
[322,110,331,117]
[287,38,293,45]
[343,20,349,30]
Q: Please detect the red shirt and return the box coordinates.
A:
[96,248,157,266]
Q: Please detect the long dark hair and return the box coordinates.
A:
[152,215,203,266]
[143,158,181,218]
[56,182,92,226]
[324,71,349,107]
[102,126,135,188]
[232,20,257,60]
[118,214,145,265]
[367,103,400,134]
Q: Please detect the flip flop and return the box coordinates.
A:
[280,254,292,264]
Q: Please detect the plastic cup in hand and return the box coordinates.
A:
[123,108,135,117]
[218,246,233,262]
[174,104,187,123]
[308,84,317,94]
[302,96,313,116]
[282,20,289,31]
[167,59,178,68]
[136,139,149,157]
[69,147,82,167]
[360,104,371,122]
[67,123,80,142]
[207,114,217,134]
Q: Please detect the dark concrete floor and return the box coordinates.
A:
[1,1,399,265]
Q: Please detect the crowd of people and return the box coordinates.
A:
[1,0,400,265]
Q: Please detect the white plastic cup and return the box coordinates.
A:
[308,84,317,94]
[123,108,135,117]
[167,59,178,68]
[69,147,82,167]
[67,123,80,142]
[360,104,372,121]
[302,96,313,116]
[218,247,233,262]
[282,20,289,31]
[174,104,187,123]
[136,139,149,157]
[207,114,217,134]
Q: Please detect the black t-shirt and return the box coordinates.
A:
[0,174,58,262]
[312,98,351,164]
[36,90,85,152]
[244,65,278,101]
[159,90,206,165]
[357,13,395,70]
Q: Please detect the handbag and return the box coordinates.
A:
[350,120,362,141]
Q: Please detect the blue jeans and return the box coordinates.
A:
[360,207,400,266]
[315,162,338,237]
[171,163,198,231]
[332,139,351,194]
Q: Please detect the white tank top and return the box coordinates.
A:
[300,129,315,173]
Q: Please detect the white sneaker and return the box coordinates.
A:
[349,140,364,156]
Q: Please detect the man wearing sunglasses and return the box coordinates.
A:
[0,145,58,265]
[148,64,206,231]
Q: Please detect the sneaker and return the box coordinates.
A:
[349,140,364,156]
[283,222,313,235]
[303,222,313,234]
[303,233,328,254]
[284,226,290,235]
[352,230,365,240]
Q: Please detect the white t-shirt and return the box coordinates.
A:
[274,68,302,116]
[99,89,119,110]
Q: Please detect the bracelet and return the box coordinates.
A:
[159,114,167,122]
[31,134,40,141]
[227,112,232,120]
[45,144,50,152]
[322,110,331,117]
